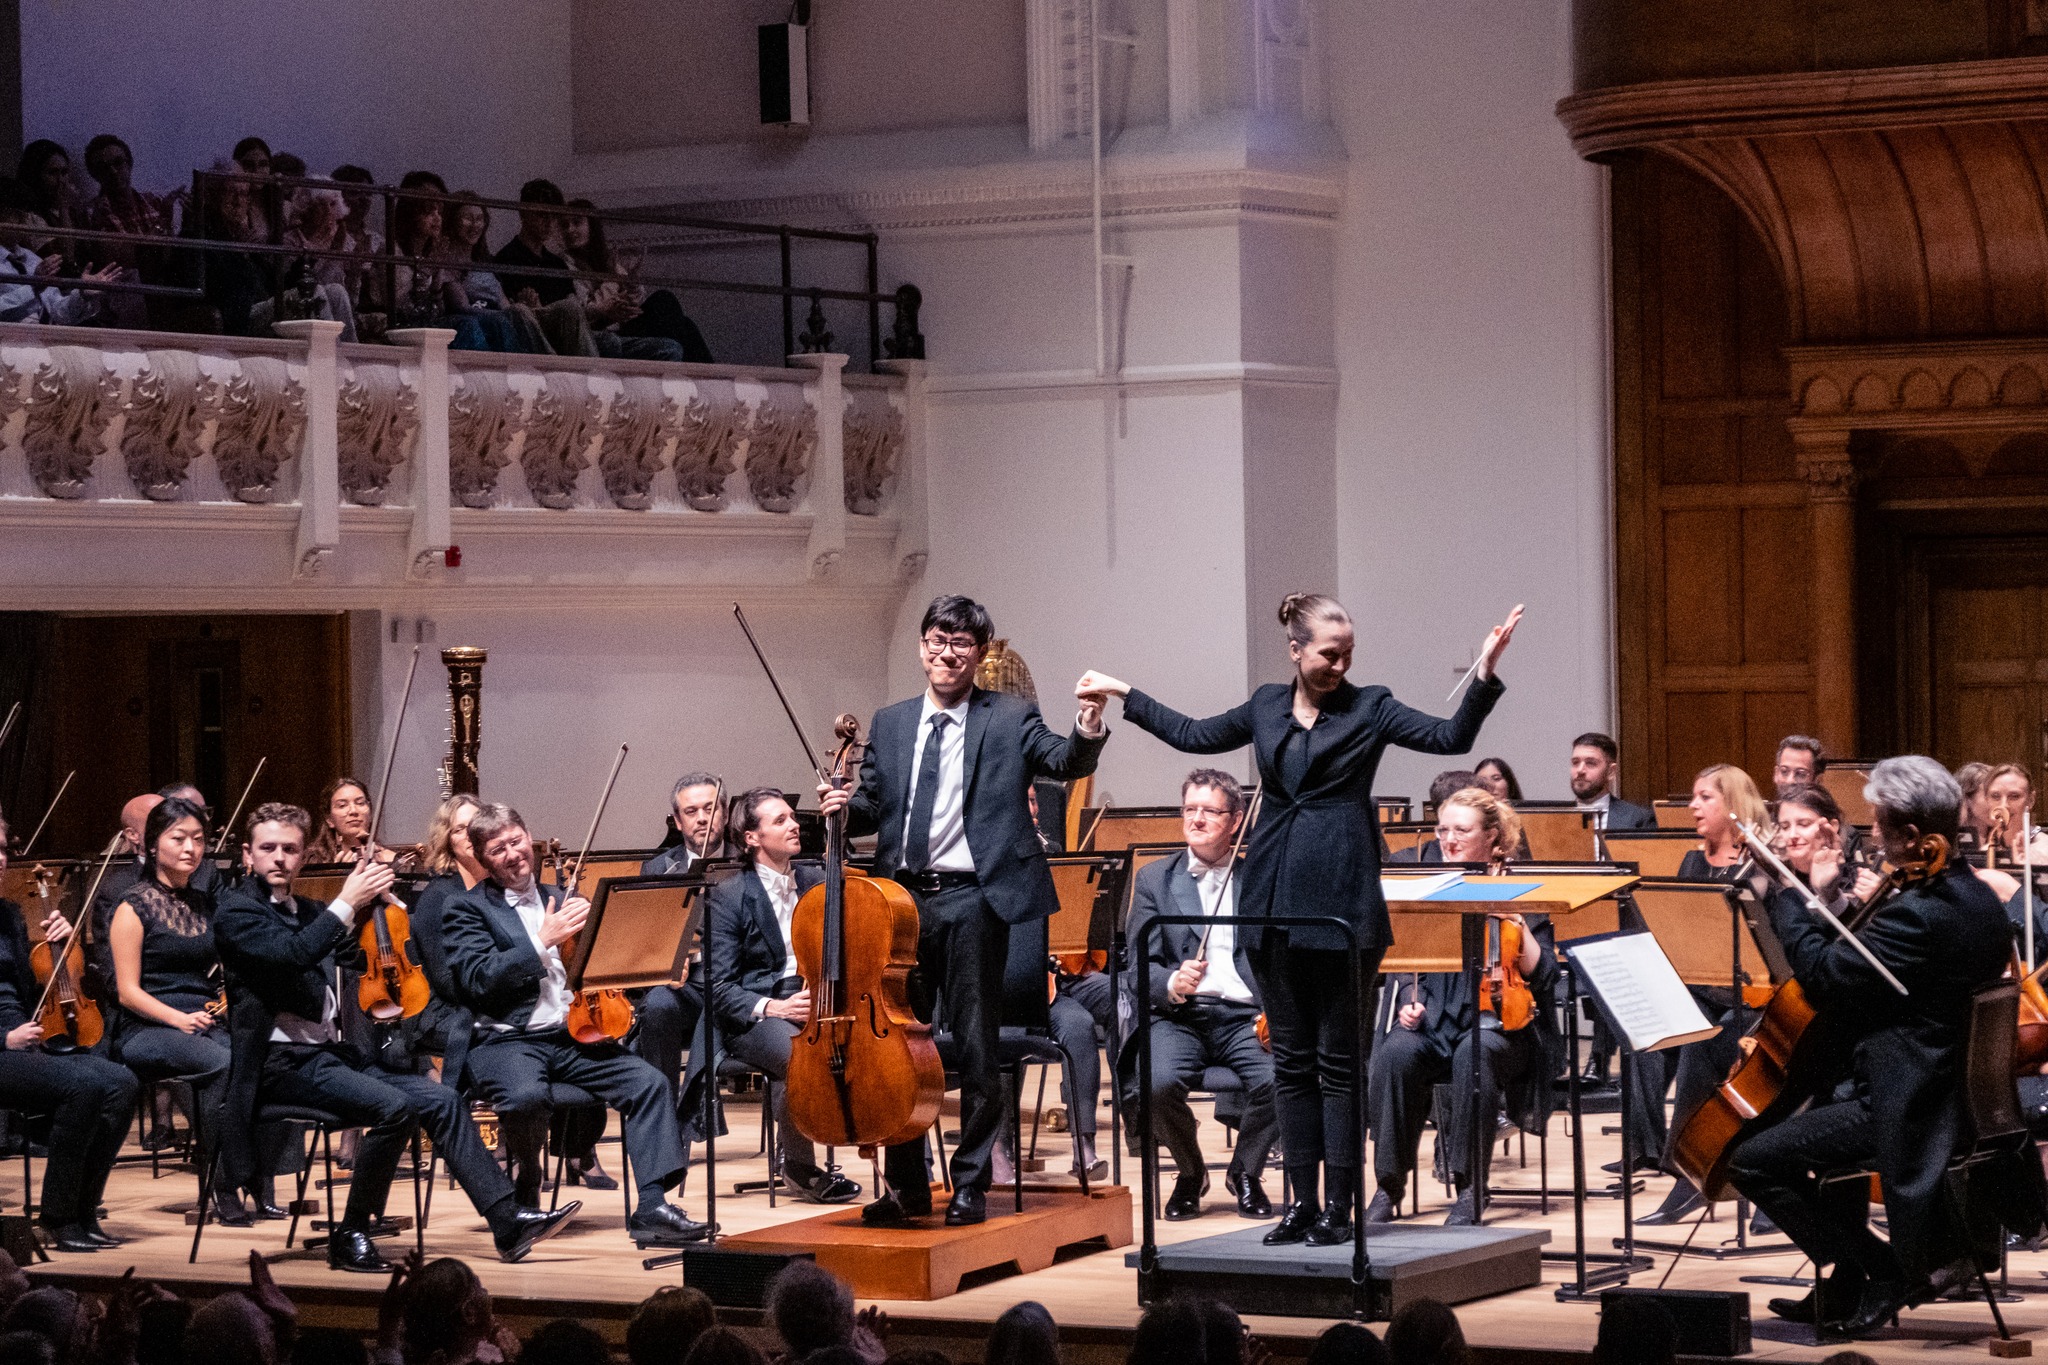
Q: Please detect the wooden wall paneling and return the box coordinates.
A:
[1665,690,1744,791]
[1662,507,1742,666]
[1612,154,1655,805]
[1740,504,1814,665]
[1742,690,1814,780]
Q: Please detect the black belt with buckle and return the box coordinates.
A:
[896,869,979,894]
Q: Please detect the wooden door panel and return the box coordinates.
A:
[1741,505,1813,665]
[1665,691,1742,793]
[1664,508,1741,666]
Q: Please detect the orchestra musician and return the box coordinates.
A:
[1124,769,1278,1222]
[215,803,578,1268]
[1958,762,1993,855]
[437,803,708,1247]
[698,787,860,1204]
[104,795,249,1224]
[1677,765,1771,882]
[1569,734,1656,833]
[819,594,1109,1228]
[1771,736,1825,799]
[0,803,138,1254]
[1078,592,1519,1246]
[85,791,162,993]
[1367,789,1558,1226]
[307,777,381,864]
[1728,758,2015,1337]
[641,773,734,875]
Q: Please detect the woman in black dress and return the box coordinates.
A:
[1079,593,1520,1244]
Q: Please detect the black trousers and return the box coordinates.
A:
[1726,1096,1901,1284]
[114,1021,230,1174]
[1047,987,1105,1140]
[882,881,1009,1200]
[1063,970,1118,1084]
[1249,939,1384,1172]
[369,1068,515,1225]
[1368,1024,1453,1187]
[1144,1000,1276,1182]
[0,1047,136,1227]
[260,1044,416,1230]
[465,1030,686,1211]
[727,1015,813,1170]
[633,982,698,1107]
[1446,1024,1541,1185]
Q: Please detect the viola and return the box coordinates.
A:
[785,714,944,1151]
[1672,829,1945,1201]
[27,866,102,1053]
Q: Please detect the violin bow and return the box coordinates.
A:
[27,828,114,1021]
[16,770,74,860]
[1735,818,1908,996]
[699,776,726,863]
[1197,784,1263,960]
[0,701,19,754]
[217,756,268,849]
[367,645,423,852]
[732,603,830,786]
[567,744,630,898]
[2025,802,2037,975]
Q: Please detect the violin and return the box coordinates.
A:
[27,866,102,1053]
[355,849,431,1021]
[785,714,944,1150]
[1672,825,1942,1200]
[560,747,636,1045]
[1477,849,1535,1032]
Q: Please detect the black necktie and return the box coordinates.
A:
[905,713,950,873]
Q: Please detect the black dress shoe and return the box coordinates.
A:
[1767,1268,1865,1325]
[629,1204,713,1248]
[566,1156,618,1191]
[1636,1184,1704,1226]
[1601,1157,1664,1176]
[861,1191,932,1227]
[1832,1277,1911,1339]
[1163,1173,1206,1221]
[1443,1190,1480,1226]
[1262,1201,1319,1245]
[42,1224,99,1254]
[328,1228,391,1273]
[211,1189,254,1227]
[1304,1199,1355,1246]
[493,1201,580,1263]
[945,1187,986,1226]
[253,1200,288,1221]
[1364,1189,1397,1224]
[1224,1169,1272,1219]
[787,1164,862,1205]
[82,1223,124,1248]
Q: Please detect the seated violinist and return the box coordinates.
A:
[213,804,578,1270]
[437,803,708,1248]
[1124,769,1278,1223]
[694,787,859,1204]
[0,803,138,1254]
[1365,788,1560,1227]
[1728,758,2016,1338]
[307,777,392,864]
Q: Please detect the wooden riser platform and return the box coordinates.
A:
[721,1185,1132,1299]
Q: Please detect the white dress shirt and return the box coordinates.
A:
[905,694,974,872]
[268,891,354,1045]
[752,862,802,1019]
[505,881,571,1031]
[1188,856,1255,1004]
[1576,791,1614,829]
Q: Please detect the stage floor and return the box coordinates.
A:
[20,1088,2048,1363]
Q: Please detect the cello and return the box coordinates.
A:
[732,603,943,1152]
[1671,819,1924,1201]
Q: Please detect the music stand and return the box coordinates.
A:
[563,875,706,993]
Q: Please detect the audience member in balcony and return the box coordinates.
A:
[442,192,548,353]
[390,188,519,353]
[82,134,179,329]
[231,137,274,242]
[329,166,385,319]
[16,140,79,257]
[279,182,359,343]
[495,179,679,361]
[190,162,275,336]
[564,199,708,363]
[0,180,119,326]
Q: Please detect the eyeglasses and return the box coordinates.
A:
[1182,804,1235,820]
[920,634,980,660]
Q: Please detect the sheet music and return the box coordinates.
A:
[1564,932,1718,1053]
[1381,870,1464,901]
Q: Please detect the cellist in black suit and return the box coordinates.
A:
[819,594,1108,1228]
[695,788,858,1203]
[1079,592,1520,1246]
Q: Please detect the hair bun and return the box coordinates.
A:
[1278,593,1310,627]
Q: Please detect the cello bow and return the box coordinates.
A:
[1735,818,1908,997]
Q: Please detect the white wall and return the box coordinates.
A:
[1324,0,1612,805]
[20,0,573,199]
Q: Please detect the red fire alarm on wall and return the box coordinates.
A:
[444,546,462,568]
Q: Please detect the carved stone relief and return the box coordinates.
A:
[116,350,212,501]
[745,386,815,513]
[595,375,675,511]
[843,391,905,515]
[669,380,748,511]
[2,345,114,498]
[337,362,419,506]
[448,368,519,508]
[211,355,305,504]
[522,371,599,509]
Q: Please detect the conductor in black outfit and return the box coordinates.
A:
[1079,592,1520,1246]
[819,595,1108,1227]
[1728,756,2020,1338]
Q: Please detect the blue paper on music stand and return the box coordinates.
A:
[1424,882,1540,901]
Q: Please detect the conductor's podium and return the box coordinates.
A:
[1135,868,1638,1320]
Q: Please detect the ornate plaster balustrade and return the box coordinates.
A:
[0,321,926,609]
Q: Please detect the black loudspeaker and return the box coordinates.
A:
[758,22,810,126]
[1599,1288,1751,1358]
[680,1247,815,1308]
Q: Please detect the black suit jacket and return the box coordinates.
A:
[846,687,1106,925]
[640,843,734,877]
[1767,861,2013,1278]
[705,862,825,1031]
[1603,798,1657,831]
[435,879,563,1030]
[0,900,36,1041]
[1124,850,1262,1016]
[1124,674,1504,950]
